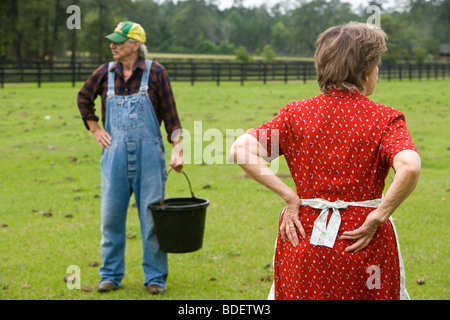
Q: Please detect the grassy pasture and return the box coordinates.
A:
[0,78,448,300]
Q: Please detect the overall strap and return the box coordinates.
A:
[107,62,115,99]
[139,60,153,94]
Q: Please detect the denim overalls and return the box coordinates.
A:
[99,60,167,288]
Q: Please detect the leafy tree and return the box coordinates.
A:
[271,21,292,54]
[194,38,216,54]
[1,0,449,62]
[413,46,428,63]
[0,0,19,61]
[216,41,235,54]
[261,44,276,63]
[291,0,358,56]
[421,35,441,56]
[235,46,252,62]
[80,0,135,61]
[380,14,415,62]
[170,0,213,51]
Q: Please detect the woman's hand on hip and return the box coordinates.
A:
[340,209,384,253]
[280,197,305,247]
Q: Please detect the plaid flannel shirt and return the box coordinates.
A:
[77,58,181,142]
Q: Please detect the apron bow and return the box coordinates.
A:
[301,198,382,248]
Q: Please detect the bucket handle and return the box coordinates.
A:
[160,168,195,206]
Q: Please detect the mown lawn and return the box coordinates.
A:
[0,78,448,300]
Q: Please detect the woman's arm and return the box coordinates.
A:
[340,149,421,252]
[230,133,305,247]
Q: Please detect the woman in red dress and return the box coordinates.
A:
[230,22,421,300]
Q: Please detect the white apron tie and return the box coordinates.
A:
[302,198,382,248]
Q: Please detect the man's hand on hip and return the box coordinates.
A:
[87,120,111,150]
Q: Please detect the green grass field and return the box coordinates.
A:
[0,78,448,300]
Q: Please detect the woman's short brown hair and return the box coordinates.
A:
[314,22,388,94]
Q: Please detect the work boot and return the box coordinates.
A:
[97,281,117,293]
[147,284,166,294]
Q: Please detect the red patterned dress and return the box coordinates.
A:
[248,88,417,300]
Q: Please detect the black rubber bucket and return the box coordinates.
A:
[149,169,209,253]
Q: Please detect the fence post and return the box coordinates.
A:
[216,63,220,86]
[1,62,4,89]
[71,60,76,87]
[387,63,391,81]
[241,63,245,86]
[20,61,24,82]
[263,63,267,85]
[303,63,307,83]
[398,63,402,81]
[78,62,82,83]
[191,63,195,86]
[50,60,54,82]
[172,63,177,81]
[37,60,41,88]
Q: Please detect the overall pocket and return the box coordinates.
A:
[110,95,146,130]
[109,99,123,130]
[127,95,145,129]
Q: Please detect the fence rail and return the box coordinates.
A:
[1,60,449,88]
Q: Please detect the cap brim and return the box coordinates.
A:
[105,32,128,43]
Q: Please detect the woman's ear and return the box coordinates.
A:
[364,74,370,84]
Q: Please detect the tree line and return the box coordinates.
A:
[0,0,449,63]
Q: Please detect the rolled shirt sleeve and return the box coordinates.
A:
[76,63,108,130]
[154,65,182,143]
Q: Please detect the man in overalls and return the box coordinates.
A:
[77,21,183,294]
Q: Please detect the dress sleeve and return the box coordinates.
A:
[246,103,292,160]
[380,110,418,166]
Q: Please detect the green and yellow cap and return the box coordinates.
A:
[105,21,146,43]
